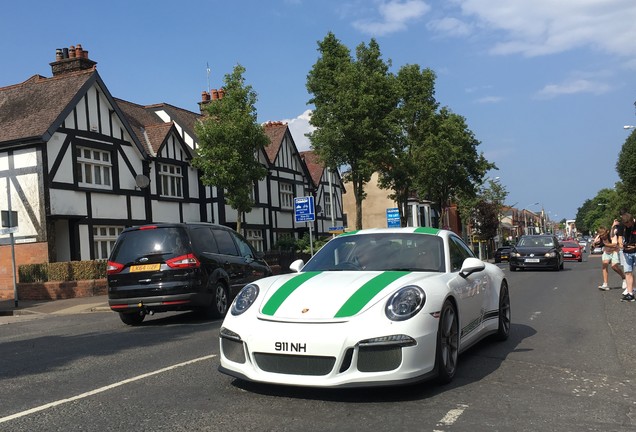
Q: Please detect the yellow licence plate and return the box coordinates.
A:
[129,264,161,272]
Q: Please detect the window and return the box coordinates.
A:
[280,183,294,209]
[212,229,239,256]
[77,147,112,189]
[246,229,264,252]
[159,163,183,198]
[93,226,123,260]
[324,192,332,217]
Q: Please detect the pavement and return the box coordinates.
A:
[0,295,110,318]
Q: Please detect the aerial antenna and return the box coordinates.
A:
[206,62,211,94]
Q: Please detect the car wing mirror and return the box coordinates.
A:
[459,257,485,278]
[289,259,305,273]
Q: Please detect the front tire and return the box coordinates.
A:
[435,300,459,384]
[495,283,511,341]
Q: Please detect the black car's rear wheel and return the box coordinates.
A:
[119,311,145,326]
[435,300,459,384]
[211,281,229,318]
[495,283,511,341]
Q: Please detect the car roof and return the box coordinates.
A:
[339,227,446,238]
[121,222,232,233]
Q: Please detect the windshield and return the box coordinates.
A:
[301,233,445,272]
[517,237,555,248]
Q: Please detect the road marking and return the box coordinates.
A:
[0,354,216,424]
[434,403,469,430]
[530,311,542,320]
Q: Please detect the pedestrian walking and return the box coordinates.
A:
[619,212,636,302]
[594,225,626,290]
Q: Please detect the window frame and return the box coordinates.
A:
[77,147,113,190]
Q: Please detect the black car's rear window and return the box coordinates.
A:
[109,227,191,264]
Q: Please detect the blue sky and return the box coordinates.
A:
[3,0,636,222]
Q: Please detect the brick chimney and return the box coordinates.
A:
[50,44,97,76]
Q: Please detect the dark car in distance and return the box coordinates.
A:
[107,223,271,325]
[509,234,564,271]
[494,246,512,263]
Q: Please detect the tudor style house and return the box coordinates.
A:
[0,44,345,299]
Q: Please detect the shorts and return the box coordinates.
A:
[602,251,621,265]
[623,252,636,273]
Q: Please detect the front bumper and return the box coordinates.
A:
[218,312,439,388]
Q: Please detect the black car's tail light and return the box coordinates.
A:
[166,253,200,269]
[106,261,124,275]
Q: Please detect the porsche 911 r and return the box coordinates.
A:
[218,227,511,388]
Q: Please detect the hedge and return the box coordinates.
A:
[19,260,107,283]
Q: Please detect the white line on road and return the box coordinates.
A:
[434,403,469,430]
[0,354,216,424]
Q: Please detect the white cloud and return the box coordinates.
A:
[452,0,636,57]
[535,78,611,99]
[283,109,315,152]
[426,17,472,37]
[475,96,503,104]
[352,0,431,36]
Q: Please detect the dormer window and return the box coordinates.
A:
[77,147,112,189]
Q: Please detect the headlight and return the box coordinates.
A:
[231,284,259,316]
[511,252,520,257]
[385,285,425,321]
[544,251,556,257]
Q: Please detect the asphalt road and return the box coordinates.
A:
[1,255,635,432]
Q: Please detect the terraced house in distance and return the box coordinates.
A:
[0,44,346,300]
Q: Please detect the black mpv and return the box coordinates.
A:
[107,223,271,325]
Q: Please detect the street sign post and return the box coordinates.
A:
[294,196,315,255]
[386,208,401,228]
[294,196,315,223]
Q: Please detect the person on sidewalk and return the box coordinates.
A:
[594,226,626,290]
[619,213,636,302]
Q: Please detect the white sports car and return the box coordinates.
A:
[219,227,510,388]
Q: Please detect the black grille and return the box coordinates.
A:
[357,346,402,372]
[254,353,336,376]
[221,338,246,364]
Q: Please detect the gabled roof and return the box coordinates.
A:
[262,121,288,164]
[146,102,201,138]
[116,98,193,159]
[300,151,324,186]
[0,69,96,144]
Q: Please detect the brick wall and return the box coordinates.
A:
[17,279,107,300]
[0,242,49,300]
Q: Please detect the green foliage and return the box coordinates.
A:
[307,33,397,229]
[193,64,269,232]
[575,188,621,235]
[378,64,438,227]
[617,131,636,192]
[413,108,496,226]
[272,233,331,253]
[19,260,107,283]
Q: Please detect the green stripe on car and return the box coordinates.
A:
[414,227,439,235]
[261,271,321,315]
[334,271,411,318]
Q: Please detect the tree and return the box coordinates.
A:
[193,64,269,233]
[377,64,438,227]
[412,107,495,228]
[307,33,397,230]
[616,129,636,213]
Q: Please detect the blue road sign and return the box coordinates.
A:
[294,196,315,223]
[386,208,401,228]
